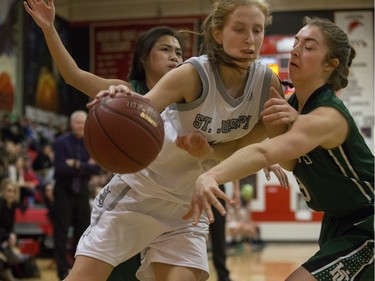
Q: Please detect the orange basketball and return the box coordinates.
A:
[84,94,164,173]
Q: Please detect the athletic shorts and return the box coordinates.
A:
[303,209,374,280]
[76,174,210,281]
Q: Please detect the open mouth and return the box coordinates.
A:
[242,49,254,55]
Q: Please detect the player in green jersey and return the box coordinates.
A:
[182,16,374,281]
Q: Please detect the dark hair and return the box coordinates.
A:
[303,17,356,91]
[128,26,186,81]
[200,0,272,70]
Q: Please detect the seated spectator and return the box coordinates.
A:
[32,142,54,182]
[0,144,9,181]
[8,155,39,210]
[226,181,264,252]
[3,141,21,166]
[0,178,27,281]
[1,117,26,145]
[32,141,55,204]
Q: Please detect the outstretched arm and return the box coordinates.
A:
[176,121,267,161]
[23,0,128,98]
[86,63,202,113]
[184,106,349,224]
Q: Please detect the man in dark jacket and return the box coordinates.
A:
[52,110,101,280]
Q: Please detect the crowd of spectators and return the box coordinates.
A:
[0,113,111,211]
[0,113,112,280]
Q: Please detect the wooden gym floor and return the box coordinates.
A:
[20,242,319,281]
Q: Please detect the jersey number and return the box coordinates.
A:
[296,177,311,202]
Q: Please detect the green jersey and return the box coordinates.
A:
[129,80,149,95]
[288,85,374,217]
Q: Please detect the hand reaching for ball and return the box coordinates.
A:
[87,85,139,110]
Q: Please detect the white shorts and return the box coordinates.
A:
[76,174,210,281]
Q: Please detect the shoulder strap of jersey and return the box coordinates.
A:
[258,66,273,118]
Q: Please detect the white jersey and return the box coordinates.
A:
[78,55,274,279]
[120,55,272,204]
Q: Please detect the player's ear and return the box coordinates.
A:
[212,27,223,45]
[324,58,339,71]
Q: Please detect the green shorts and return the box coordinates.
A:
[303,208,374,280]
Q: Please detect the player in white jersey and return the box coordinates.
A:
[64,1,289,281]
[122,56,274,204]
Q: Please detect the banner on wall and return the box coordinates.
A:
[0,0,17,114]
[335,11,374,151]
[24,15,72,116]
[90,19,199,81]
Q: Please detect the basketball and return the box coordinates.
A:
[84,93,164,173]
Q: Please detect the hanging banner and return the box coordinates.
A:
[335,11,374,151]
[24,14,72,116]
[90,19,199,81]
[0,0,17,113]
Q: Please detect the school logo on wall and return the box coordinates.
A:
[335,11,374,151]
